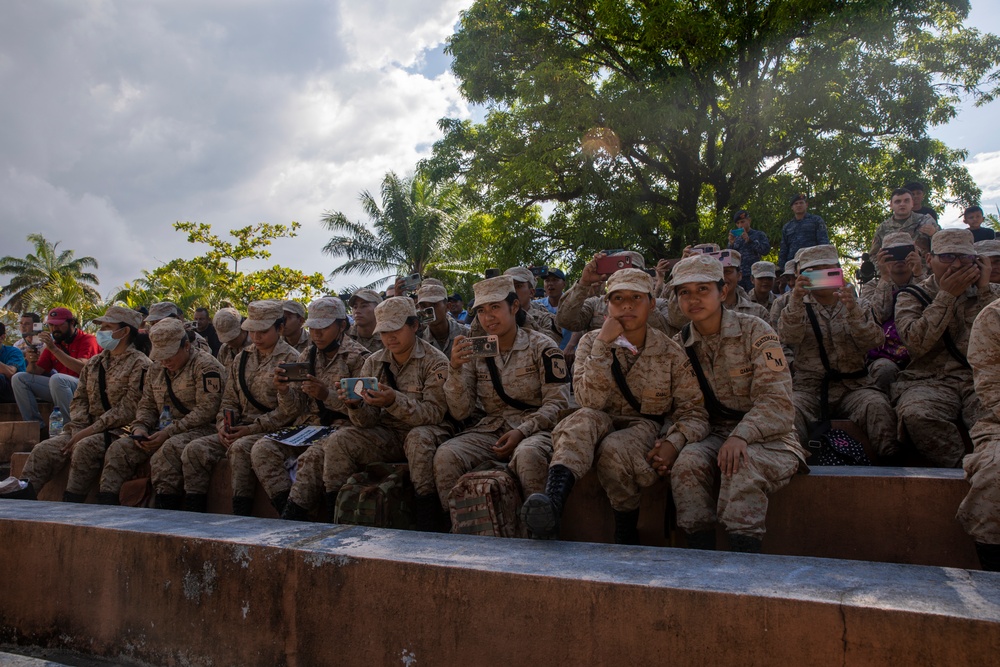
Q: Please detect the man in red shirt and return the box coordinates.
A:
[12,307,101,426]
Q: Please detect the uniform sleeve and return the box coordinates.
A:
[748,230,771,257]
[67,359,94,432]
[277,351,312,424]
[969,306,1000,421]
[660,355,710,452]
[90,357,148,435]
[384,357,449,427]
[869,224,886,256]
[861,279,895,323]
[164,360,226,437]
[665,291,689,330]
[132,369,160,431]
[248,350,301,434]
[777,296,809,345]
[571,333,613,411]
[729,327,796,445]
[444,358,478,421]
[532,308,563,344]
[348,354,383,428]
[846,302,885,351]
[894,289,958,357]
[216,355,243,431]
[555,282,596,332]
[515,342,570,438]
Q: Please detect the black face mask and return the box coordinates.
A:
[320,329,345,354]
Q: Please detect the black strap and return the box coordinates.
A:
[381,361,399,390]
[895,285,971,370]
[804,303,866,426]
[484,357,538,411]
[238,351,275,413]
[97,362,112,412]
[680,324,747,422]
[610,352,665,421]
[164,372,191,416]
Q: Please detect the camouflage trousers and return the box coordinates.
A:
[893,378,981,468]
[433,428,552,510]
[868,358,902,395]
[670,434,800,538]
[22,432,115,496]
[251,437,309,500]
[182,432,265,497]
[956,426,1000,544]
[794,382,898,457]
[100,427,215,495]
[551,407,660,511]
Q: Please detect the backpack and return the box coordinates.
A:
[334,462,415,529]
[812,428,873,467]
[448,461,524,538]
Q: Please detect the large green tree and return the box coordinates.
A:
[428,0,1000,260]
[0,234,101,312]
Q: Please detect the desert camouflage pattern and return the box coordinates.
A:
[347,323,384,354]
[555,282,677,336]
[420,316,470,360]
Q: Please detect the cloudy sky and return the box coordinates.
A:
[1,0,998,300]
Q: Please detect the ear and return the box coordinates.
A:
[720,283,730,301]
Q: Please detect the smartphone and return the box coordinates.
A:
[484,268,501,279]
[32,323,44,333]
[731,228,744,237]
[534,287,545,298]
[278,362,311,382]
[468,335,499,358]
[530,266,547,277]
[417,307,436,325]
[886,245,914,262]
[707,250,735,267]
[801,268,845,290]
[223,408,238,433]
[340,377,379,400]
[402,273,421,292]
[130,433,149,442]
[595,254,633,274]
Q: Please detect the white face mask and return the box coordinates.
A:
[96,329,122,352]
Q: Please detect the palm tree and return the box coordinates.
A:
[322,171,464,289]
[0,234,101,312]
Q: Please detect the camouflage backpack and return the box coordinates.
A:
[334,462,415,529]
[448,461,524,538]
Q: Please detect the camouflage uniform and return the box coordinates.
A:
[666,286,771,328]
[748,289,776,311]
[347,323,384,354]
[22,346,150,495]
[99,348,225,496]
[672,309,807,538]
[420,315,470,360]
[552,327,709,511]
[556,281,678,336]
[435,326,570,508]
[283,328,311,355]
[869,212,939,255]
[957,300,1000,544]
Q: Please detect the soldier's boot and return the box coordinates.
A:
[96,492,120,506]
[281,500,311,522]
[521,464,575,539]
[4,481,37,501]
[153,493,183,510]
[269,491,289,516]
[613,509,641,545]
[324,488,342,523]
[684,530,717,550]
[62,491,87,504]
[231,496,254,517]
[975,542,1000,572]
[183,493,208,513]
[413,493,441,532]
[728,533,763,553]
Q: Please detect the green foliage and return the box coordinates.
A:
[0,234,101,313]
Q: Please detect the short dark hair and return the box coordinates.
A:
[903,181,925,193]
[891,187,912,199]
[965,205,984,217]
[20,312,40,323]
[195,307,210,316]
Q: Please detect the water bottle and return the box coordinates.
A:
[48,407,64,437]
[158,405,172,431]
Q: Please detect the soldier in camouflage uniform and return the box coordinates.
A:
[281,300,311,354]
[748,261,777,310]
[521,269,709,543]
[958,299,1000,571]
[252,297,369,516]
[776,244,897,458]
[97,319,225,508]
[435,275,570,512]
[347,289,384,354]
[667,255,808,553]
[416,283,470,359]
[506,267,563,344]
[214,307,252,367]
[180,301,299,514]
[974,239,1000,287]
[894,229,996,467]
[144,301,211,354]
[4,307,151,501]
[869,187,940,256]
[665,249,771,328]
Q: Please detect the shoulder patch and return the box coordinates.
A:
[542,347,569,383]
[203,371,222,393]
[752,333,780,350]
[761,347,787,372]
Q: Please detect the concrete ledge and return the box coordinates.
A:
[0,503,996,666]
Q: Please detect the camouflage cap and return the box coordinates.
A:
[504,266,536,285]
[421,278,446,288]
[348,289,382,308]
[93,305,143,330]
[796,244,839,271]
[282,300,306,318]
[692,243,720,254]
[670,254,724,286]
[975,239,1000,257]
[146,301,180,323]
[620,251,645,269]
[724,249,742,266]
[416,283,448,303]
[932,228,975,255]
[605,268,654,296]
[149,318,188,362]
[374,296,417,334]
[305,297,346,329]
[783,260,798,277]
[751,261,777,279]
[241,299,284,332]
[213,307,243,343]
[883,231,915,249]
[473,275,516,306]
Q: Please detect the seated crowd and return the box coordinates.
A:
[0,186,998,574]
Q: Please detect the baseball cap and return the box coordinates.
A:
[93,305,142,330]
[213,308,243,344]
[45,307,75,326]
[605,268,654,296]
[374,297,417,334]
[241,300,285,332]
[305,297,347,329]
[670,255,724,286]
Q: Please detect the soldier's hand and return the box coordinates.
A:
[918,222,939,238]
[274,367,290,393]
[450,336,473,368]
[646,438,679,477]
[221,426,251,448]
[139,430,168,453]
[906,250,925,278]
[301,375,329,401]
[940,262,978,297]
[875,250,892,280]
[656,258,672,278]
[727,232,736,247]
[836,285,859,311]
[976,256,991,291]
[580,253,606,286]
[718,436,750,477]
[492,429,525,460]
[681,245,696,259]
[362,383,396,408]
[791,274,810,301]
[335,383,363,409]
[61,432,83,456]
[596,314,625,344]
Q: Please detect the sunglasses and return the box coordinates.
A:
[934,253,976,264]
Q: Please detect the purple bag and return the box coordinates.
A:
[867,319,909,364]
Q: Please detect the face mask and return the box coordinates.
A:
[96,329,121,352]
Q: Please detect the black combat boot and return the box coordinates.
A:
[613,508,641,545]
[183,493,208,513]
[270,490,290,516]
[728,533,763,553]
[324,489,341,523]
[231,496,254,517]
[4,481,37,501]
[282,500,311,521]
[62,491,87,504]
[684,530,717,551]
[96,492,120,506]
[521,464,575,539]
[413,493,441,532]
[154,493,183,510]
[976,542,1000,572]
